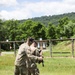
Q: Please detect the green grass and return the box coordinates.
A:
[1,54,75,75]
[44,40,75,57]
[0,40,75,75]
[0,54,15,75]
[38,57,75,75]
[0,41,75,75]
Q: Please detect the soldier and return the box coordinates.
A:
[14,37,34,75]
[14,37,43,75]
[28,40,43,75]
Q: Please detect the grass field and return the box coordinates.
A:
[0,54,15,75]
[0,53,75,75]
[0,40,75,75]
[45,40,75,57]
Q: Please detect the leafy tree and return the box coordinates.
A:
[17,20,35,40]
[31,22,46,40]
[56,26,61,39]
[58,17,69,26]
[0,19,7,41]
[64,21,75,38]
[46,22,56,39]
[3,20,19,41]
[57,17,69,38]
[17,20,46,40]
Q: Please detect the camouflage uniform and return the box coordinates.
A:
[28,62,39,75]
[14,43,29,75]
[28,47,40,75]
[14,43,39,75]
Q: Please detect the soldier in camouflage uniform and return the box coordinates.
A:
[28,41,43,75]
[14,37,34,75]
[14,38,43,75]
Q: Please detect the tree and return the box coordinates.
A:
[17,20,46,40]
[3,19,19,41]
[64,21,75,38]
[46,22,56,39]
[56,17,69,38]
[31,22,46,40]
[17,20,34,40]
[0,19,5,41]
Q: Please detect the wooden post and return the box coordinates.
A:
[72,39,74,57]
[40,41,42,49]
[13,42,16,56]
[49,40,52,57]
[0,43,1,56]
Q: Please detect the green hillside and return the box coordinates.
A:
[20,12,75,26]
[44,39,75,57]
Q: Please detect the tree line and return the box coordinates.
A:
[0,17,75,41]
[26,12,75,26]
[0,16,75,50]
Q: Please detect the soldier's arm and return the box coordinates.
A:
[27,50,43,61]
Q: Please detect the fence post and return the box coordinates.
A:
[13,42,16,56]
[0,43,1,56]
[72,39,74,57]
[49,40,52,57]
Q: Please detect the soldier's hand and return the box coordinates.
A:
[37,57,43,61]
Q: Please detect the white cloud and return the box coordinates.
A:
[0,0,18,6]
[21,1,75,16]
[1,0,75,20]
[0,9,32,20]
[64,0,75,5]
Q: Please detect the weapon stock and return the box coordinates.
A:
[38,59,44,67]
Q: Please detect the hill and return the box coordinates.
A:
[20,12,75,26]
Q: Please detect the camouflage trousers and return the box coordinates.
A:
[14,65,28,75]
[28,63,39,75]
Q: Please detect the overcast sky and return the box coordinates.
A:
[0,0,75,20]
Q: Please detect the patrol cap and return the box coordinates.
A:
[33,40,38,45]
[29,37,34,42]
